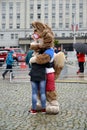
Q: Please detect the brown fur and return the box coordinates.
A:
[46,91,57,102]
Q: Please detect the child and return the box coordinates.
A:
[29,32,46,114]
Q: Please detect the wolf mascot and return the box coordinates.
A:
[29,21,65,114]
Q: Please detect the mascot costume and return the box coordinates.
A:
[29,21,65,114]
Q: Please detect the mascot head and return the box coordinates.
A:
[32,21,54,49]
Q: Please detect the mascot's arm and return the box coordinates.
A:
[30,53,50,64]
[54,52,65,80]
[36,54,50,64]
[30,44,39,51]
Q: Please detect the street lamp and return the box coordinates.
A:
[72,13,76,44]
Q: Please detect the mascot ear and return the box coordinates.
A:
[32,21,46,32]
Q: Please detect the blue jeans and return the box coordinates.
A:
[31,80,46,110]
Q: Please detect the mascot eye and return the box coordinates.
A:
[34,29,37,32]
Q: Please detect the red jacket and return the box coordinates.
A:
[77,53,85,62]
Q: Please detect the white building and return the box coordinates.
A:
[0,0,87,51]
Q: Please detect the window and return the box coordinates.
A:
[62,33,65,37]
[11,34,14,39]
[59,4,63,9]
[30,23,32,29]
[79,22,83,28]
[16,24,20,29]
[72,4,76,9]
[30,4,33,10]
[9,24,13,29]
[66,4,69,9]
[30,14,33,19]
[45,13,48,19]
[16,2,20,12]
[37,14,41,19]
[79,12,83,19]
[37,4,41,9]
[79,3,83,9]
[59,0,63,4]
[9,13,13,19]
[52,23,55,28]
[66,0,70,3]
[0,34,4,39]
[52,0,56,4]
[59,23,63,28]
[70,33,73,37]
[65,23,69,28]
[9,2,13,10]
[79,0,83,3]
[2,24,5,29]
[66,12,69,15]
[2,14,6,19]
[2,2,6,12]
[59,13,63,18]
[17,13,20,20]
[15,34,18,39]
[52,15,55,19]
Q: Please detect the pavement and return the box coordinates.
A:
[0,59,87,130]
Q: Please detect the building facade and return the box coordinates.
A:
[0,0,87,51]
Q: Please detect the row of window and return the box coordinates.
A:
[1,23,20,29]
[2,13,20,20]
[0,34,18,39]
[1,22,83,30]
[30,12,83,19]
[29,3,83,10]
[0,32,86,40]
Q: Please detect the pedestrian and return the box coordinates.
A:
[76,51,85,74]
[25,44,34,71]
[54,47,58,53]
[2,50,15,79]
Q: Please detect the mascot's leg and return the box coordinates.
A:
[46,91,59,114]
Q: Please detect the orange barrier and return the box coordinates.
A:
[20,62,27,69]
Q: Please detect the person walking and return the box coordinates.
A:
[76,52,85,74]
[2,50,14,79]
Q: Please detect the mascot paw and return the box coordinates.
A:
[46,101,59,114]
[29,56,36,64]
[30,42,38,45]
[46,105,59,114]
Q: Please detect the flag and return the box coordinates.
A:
[76,24,78,31]
[71,24,74,31]
[71,24,78,31]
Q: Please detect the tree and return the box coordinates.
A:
[54,39,59,47]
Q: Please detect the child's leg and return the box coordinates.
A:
[39,80,46,109]
[31,81,38,110]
